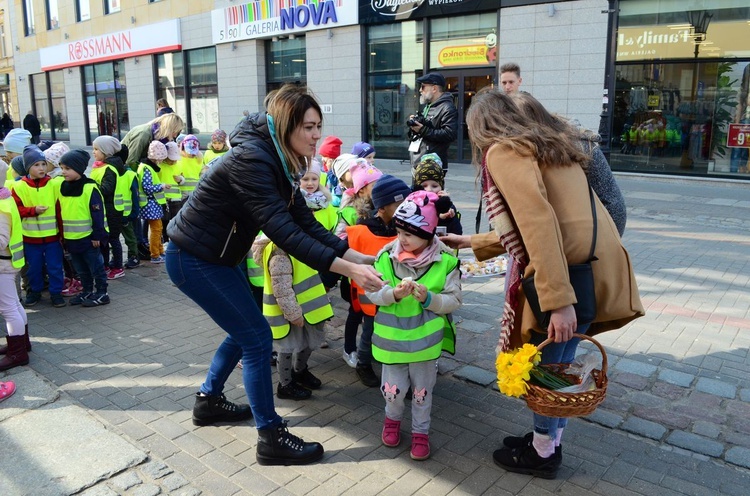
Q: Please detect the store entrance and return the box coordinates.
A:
[443,69,495,163]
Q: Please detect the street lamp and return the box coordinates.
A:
[686,10,712,59]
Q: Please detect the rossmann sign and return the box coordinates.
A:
[211,0,358,44]
[40,20,181,71]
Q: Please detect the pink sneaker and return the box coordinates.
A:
[107,268,125,280]
[410,433,430,460]
[61,279,82,297]
[382,417,401,447]
[0,381,16,402]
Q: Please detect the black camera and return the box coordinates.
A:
[407,115,425,127]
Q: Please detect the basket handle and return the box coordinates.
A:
[536,333,608,375]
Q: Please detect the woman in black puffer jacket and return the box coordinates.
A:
[166,85,383,466]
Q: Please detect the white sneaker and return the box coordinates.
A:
[342,350,358,368]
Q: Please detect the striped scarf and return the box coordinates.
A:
[481,156,528,353]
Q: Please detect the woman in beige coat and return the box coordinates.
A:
[444,89,643,479]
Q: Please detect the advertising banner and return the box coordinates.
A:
[211,0,359,44]
[359,0,498,25]
[40,19,181,71]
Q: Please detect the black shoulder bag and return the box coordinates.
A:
[521,186,598,329]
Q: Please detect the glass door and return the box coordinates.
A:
[442,69,495,162]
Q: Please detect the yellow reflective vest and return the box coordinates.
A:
[89,164,123,210]
[246,255,264,288]
[178,156,203,197]
[13,179,59,238]
[121,169,137,216]
[261,243,333,339]
[0,197,25,268]
[158,162,183,201]
[313,205,338,233]
[59,183,108,240]
[137,163,166,207]
[372,251,458,364]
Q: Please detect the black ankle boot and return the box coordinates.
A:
[291,367,321,390]
[493,439,562,479]
[277,381,312,400]
[192,393,253,426]
[256,421,324,466]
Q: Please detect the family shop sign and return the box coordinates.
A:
[40,19,181,71]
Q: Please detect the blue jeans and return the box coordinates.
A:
[24,241,65,294]
[165,243,283,430]
[70,245,108,294]
[529,323,591,440]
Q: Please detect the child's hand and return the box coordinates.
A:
[439,208,455,220]
[35,206,48,214]
[437,190,450,197]
[291,317,305,327]
[412,283,429,303]
[91,240,100,248]
[172,175,181,183]
[163,184,172,190]
[393,281,412,300]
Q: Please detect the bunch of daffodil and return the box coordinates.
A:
[496,343,573,398]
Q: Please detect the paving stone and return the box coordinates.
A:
[739,388,750,402]
[611,371,650,390]
[621,417,666,441]
[78,486,119,496]
[131,484,161,496]
[692,421,721,439]
[141,459,173,480]
[585,409,623,429]
[724,446,750,469]
[667,431,724,457]
[453,365,497,386]
[111,471,142,491]
[695,377,737,399]
[161,473,190,491]
[614,358,658,377]
[658,368,695,388]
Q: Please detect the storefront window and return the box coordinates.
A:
[366,21,424,158]
[187,47,219,145]
[49,70,68,141]
[156,48,218,146]
[46,0,60,30]
[83,61,129,142]
[76,0,91,22]
[23,0,35,36]
[429,13,497,69]
[611,0,750,177]
[31,74,50,139]
[266,37,306,92]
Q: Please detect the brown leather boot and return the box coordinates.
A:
[0,335,29,371]
[0,325,30,355]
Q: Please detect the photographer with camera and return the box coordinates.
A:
[407,73,458,183]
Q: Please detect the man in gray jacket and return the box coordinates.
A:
[408,72,457,178]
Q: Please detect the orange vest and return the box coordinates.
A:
[346,224,396,316]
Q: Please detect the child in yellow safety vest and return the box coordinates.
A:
[138,141,173,263]
[177,135,202,200]
[58,150,110,308]
[345,174,411,387]
[12,144,66,308]
[365,190,461,461]
[201,129,229,173]
[91,136,127,279]
[0,158,29,371]
[251,233,333,401]
[160,142,185,238]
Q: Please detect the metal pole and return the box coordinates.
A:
[597,0,619,161]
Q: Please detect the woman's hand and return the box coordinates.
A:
[342,249,376,266]
[440,233,471,249]
[547,304,577,343]
[330,258,384,293]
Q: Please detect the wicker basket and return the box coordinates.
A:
[524,334,608,418]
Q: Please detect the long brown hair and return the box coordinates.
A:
[265,84,322,175]
[466,87,588,168]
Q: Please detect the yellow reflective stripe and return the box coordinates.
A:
[21,219,58,230]
[248,267,263,278]
[11,250,23,263]
[62,223,93,233]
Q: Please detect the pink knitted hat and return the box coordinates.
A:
[43,142,70,167]
[147,141,168,162]
[165,141,181,161]
[393,190,439,240]
[344,161,382,196]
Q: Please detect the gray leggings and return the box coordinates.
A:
[381,360,438,434]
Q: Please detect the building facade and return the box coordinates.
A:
[4,0,609,162]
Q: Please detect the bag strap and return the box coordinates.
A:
[587,186,598,262]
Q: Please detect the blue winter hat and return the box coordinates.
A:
[351,141,375,159]
[10,156,25,177]
[22,144,46,172]
[371,174,411,210]
[60,149,91,176]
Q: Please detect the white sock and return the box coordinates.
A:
[554,428,564,447]
[532,431,556,458]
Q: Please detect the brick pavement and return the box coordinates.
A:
[1,162,749,495]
